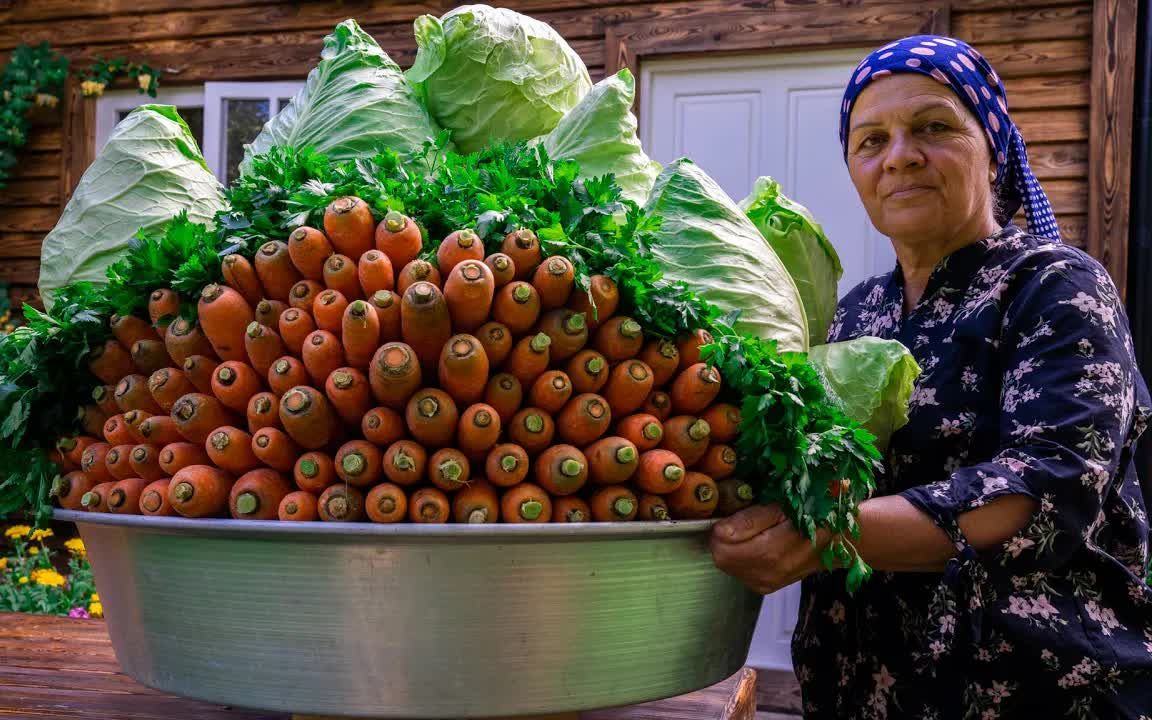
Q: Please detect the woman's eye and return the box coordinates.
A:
[923,121,949,133]
[859,135,883,150]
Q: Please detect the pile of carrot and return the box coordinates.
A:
[52,198,757,524]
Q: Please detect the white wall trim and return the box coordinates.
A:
[94,86,205,153]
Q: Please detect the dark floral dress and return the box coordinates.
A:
[793,226,1152,719]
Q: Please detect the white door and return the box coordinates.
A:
[641,50,894,670]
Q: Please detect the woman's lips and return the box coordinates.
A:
[887,185,933,199]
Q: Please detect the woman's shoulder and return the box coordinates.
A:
[993,227,1109,282]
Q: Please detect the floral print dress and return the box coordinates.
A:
[793,226,1152,719]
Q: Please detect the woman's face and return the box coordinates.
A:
[846,74,997,247]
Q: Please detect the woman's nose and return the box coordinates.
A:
[882,131,925,172]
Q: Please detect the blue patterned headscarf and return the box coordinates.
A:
[839,35,1060,241]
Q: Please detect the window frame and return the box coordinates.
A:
[93,86,206,155]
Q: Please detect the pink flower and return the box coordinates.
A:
[68,607,90,619]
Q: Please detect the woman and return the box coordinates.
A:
[711,35,1152,718]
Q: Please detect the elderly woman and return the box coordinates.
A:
[711,35,1152,718]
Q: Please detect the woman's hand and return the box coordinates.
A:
[710,505,824,595]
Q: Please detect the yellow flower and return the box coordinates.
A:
[18,576,28,585]
[27,547,39,556]
[35,93,59,108]
[31,569,65,587]
[91,593,100,602]
[137,74,152,91]
[80,80,106,97]
[65,538,86,557]
[88,601,103,618]
[0,558,7,570]
[5,525,31,539]
[30,528,54,542]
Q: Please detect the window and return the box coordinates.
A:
[95,81,303,184]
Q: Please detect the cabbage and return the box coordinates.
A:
[407,5,591,154]
[809,337,921,453]
[38,105,224,311]
[540,69,660,204]
[240,20,442,175]
[740,176,842,347]
[643,159,809,352]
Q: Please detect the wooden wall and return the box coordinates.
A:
[0,0,1113,313]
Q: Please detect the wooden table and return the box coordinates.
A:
[0,613,801,719]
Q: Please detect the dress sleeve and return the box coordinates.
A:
[899,256,1143,569]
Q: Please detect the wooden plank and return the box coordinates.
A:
[8,286,42,311]
[0,0,287,23]
[1003,72,1089,110]
[978,39,1090,78]
[1041,178,1087,215]
[25,128,62,153]
[1088,0,1137,295]
[754,670,803,714]
[0,207,58,233]
[951,0,1085,8]
[951,5,1093,43]
[0,233,46,260]
[1027,142,1088,180]
[0,259,39,285]
[62,77,96,205]
[7,152,62,182]
[0,179,60,207]
[1056,214,1086,247]
[1013,108,1087,143]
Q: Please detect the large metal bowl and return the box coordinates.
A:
[57,510,761,718]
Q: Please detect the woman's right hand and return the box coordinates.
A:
[710,504,824,595]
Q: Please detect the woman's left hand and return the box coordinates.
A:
[710,505,823,595]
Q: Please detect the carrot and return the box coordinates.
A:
[375,211,423,271]
[294,451,337,494]
[532,256,575,309]
[80,481,116,513]
[701,403,741,444]
[485,443,529,488]
[323,254,363,301]
[368,342,423,411]
[635,449,686,495]
[334,440,383,488]
[677,329,715,372]
[691,440,736,479]
[254,241,302,302]
[667,472,718,519]
[102,415,135,446]
[206,426,260,475]
[165,318,216,367]
[476,321,513,368]
[362,406,405,446]
[506,332,551,387]
[277,309,314,356]
[60,436,97,470]
[382,440,426,487]
[246,392,280,433]
[616,413,664,452]
[92,385,119,417]
[715,478,756,516]
[318,484,366,522]
[594,316,644,362]
[590,485,638,522]
[437,229,485,277]
[254,299,290,331]
[438,334,489,405]
[169,465,233,518]
[341,300,380,369]
[129,444,165,481]
[72,405,106,441]
[148,368,195,412]
[556,393,612,447]
[457,403,501,462]
[289,279,324,311]
[670,363,723,415]
[660,416,712,466]
[322,368,371,428]
[228,468,292,520]
[405,388,458,449]
[602,360,655,417]
[409,487,450,523]
[536,309,587,362]
[88,339,135,385]
[211,361,263,413]
[221,254,265,306]
[139,479,174,516]
[107,478,150,515]
[357,250,395,298]
[639,340,681,389]
[158,442,210,476]
[366,483,409,524]
[443,260,495,332]
[104,444,136,480]
[641,390,673,422]
[534,444,588,496]
[567,275,619,331]
[324,196,375,260]
[51,440,78,473]
[428,448,470,493]
[553,496,592,523]
[508,407,556,455]
[484,253,516,288]
[500,483,552,524]
[171,393,238,444]
[268,356,309,396]
[279,386,341,450]
[279,490,319,521]
[198,284,255,362]
[369,290,402,342]
[401,282,452,375]
[240,324,283,380]
[483,373,523,424]
[313,289,349,336]
[121,409,153,444]
[287,226,333,280]
[452,479,499,523]
[585,436,639,486]
[396,259,442,296]
[110,314,159,351]
[501,228,541,279]
[565,349,609,394]
[301,330,345,386]
[148,289,180,331]
[131,338,173,376]
[637,494,671,521]
[529,370,572,415]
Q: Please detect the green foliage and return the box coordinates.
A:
[0,528,98,617]
[81,57,160,97]
[0,43,69,189]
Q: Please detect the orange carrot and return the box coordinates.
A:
[325,368,373,427]
[452,479,499,523]
[334,440,383,488]
[211,361,263,413]
[409,487,450,523]
[60,436,97,469]
[114,374,160,414]
[221,254,265,306]
[243,322,284,377]
[268,356,309,396]
[104,444,136,480]
[323,254,363,301]
[324,196,375,260]
[88,338,135,385]
[529,370,572,414]
[477,321,513,368]
[616,413,664,452]
[492,281,541,335]
[169,465,234,518]
[51,439,78,473]
[165,318,216,367]
[81,443,114,484]
[129,444,165,481]
[500,483,551,524]
[287,226,333,280]
[701,403,741,443]
[92,385,119,417]
[289,279,324,311]
[375,211,423,271]
[148,368,195,413]
[444,259,495,332]
[396,259,442,296]
[637,493,671,521]
[171,393,238,444]
[439,334,489,405]
[501,228,541,279]
[590,485,638,522]
[278,308,316,357]
[110,313,159,351]
[246,392,280,434]
[206,426,260,475]
[301,330,345,386]
[483,373,523,424]
[594,316,644,362]
[75,405,107,439]
[78,480,116,512]
[716,478,756,516]
[641,390,673,422]
[198,284,255,362]
[158,442,211,476]
[667,472,718,519]
[139,479,174,516]
[279,386,341,450]
[556,393,612,447]
[677,329,715,372]
[405,388,458,449]
[602,360,655,417]
[136,422,179,458]
[484,252,516,288]
[294,451,337,494]
[457,403,501,462]
[251,426,300,472]
[342,300,380,368]
[508,407,556,455]
[437,229,485,277]
[148,288,180,331]
[107,477,149,515]
[635,449,686,495]
[369,342,422,410]
[428,447,470,493]
[567,274,619,331]
[317,484,365,522]
[670,363,723,415]
[506,332,551,387]
[131,338,173,376]
[121,409,153,444]
[485,443,529,488]
[357,249,395,298]
[585,436,639,486]
[534,444,588,496]
[254,241,302,302]
[366,483,409,524]
[553,496,592,523]
[383,439,427,487]
[279,490,318,521]
[362,406,406,447]
[660,416,711,466]
[696,444,737,480]
[639,340,681,389]
[369,290,402,342]
[313,289,350,335]
[537,309,587,363]
[401,282,452,375]
[102,415,135,446]
[254,299,289,331]
[565,349,609,394]
[532,256,574,309]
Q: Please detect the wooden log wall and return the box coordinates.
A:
[0,0,1105,314]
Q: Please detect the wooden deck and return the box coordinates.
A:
[0,613,801,719]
